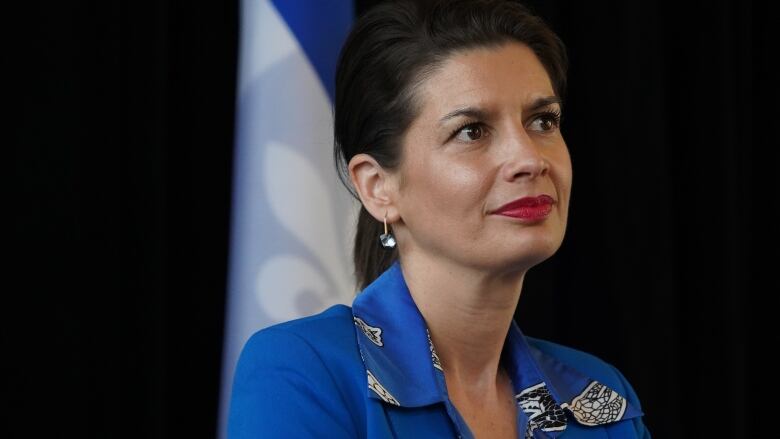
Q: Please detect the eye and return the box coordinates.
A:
[452,122,488,143]
[529,109,562,132]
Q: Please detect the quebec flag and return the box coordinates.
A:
[218,1,355,436]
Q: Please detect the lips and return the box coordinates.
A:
[492,195,555,220]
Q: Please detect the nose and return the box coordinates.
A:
[500,123,550,182]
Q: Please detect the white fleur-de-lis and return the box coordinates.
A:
[255,141,360,322]
[243,10,360,325]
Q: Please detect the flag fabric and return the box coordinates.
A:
[218,1,355,436]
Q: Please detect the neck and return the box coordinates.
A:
[398,252,525,391]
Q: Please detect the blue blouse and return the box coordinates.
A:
[228,260,650,438]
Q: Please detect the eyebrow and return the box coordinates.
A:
[527,95,563,111]
[437,96,563,126]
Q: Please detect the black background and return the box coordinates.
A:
[10,0,778,437]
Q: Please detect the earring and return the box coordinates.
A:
[379,211,396,248]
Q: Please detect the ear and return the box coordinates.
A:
[347,153,401,223]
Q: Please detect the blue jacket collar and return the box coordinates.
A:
[351,260,443,407]
[351,260,643,435]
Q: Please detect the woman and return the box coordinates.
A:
[228,0,650,437]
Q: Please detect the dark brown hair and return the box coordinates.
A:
[333,0,568,291]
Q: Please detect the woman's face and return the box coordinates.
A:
[391,42,572,274]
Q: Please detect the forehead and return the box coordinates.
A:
[415,42,555,117]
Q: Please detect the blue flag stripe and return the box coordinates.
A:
[270,0,353,102]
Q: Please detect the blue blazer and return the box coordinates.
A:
[228,261,650,438]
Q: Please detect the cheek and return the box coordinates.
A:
[421,157,491,211]
[562,151,573,192]
[552,149,573,212]
[557,156,572,189]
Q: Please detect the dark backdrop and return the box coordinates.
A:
[11,0,777,437]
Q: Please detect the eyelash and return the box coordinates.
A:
[450,121,479,139]
[537,109,563,129]
[450,109,563,141]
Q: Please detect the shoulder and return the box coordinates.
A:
[526,336,644,411]
[229,305,366,438]
[234,304,364,388]
[241,304,358,356]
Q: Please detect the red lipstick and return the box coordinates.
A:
[492,195,555,221]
